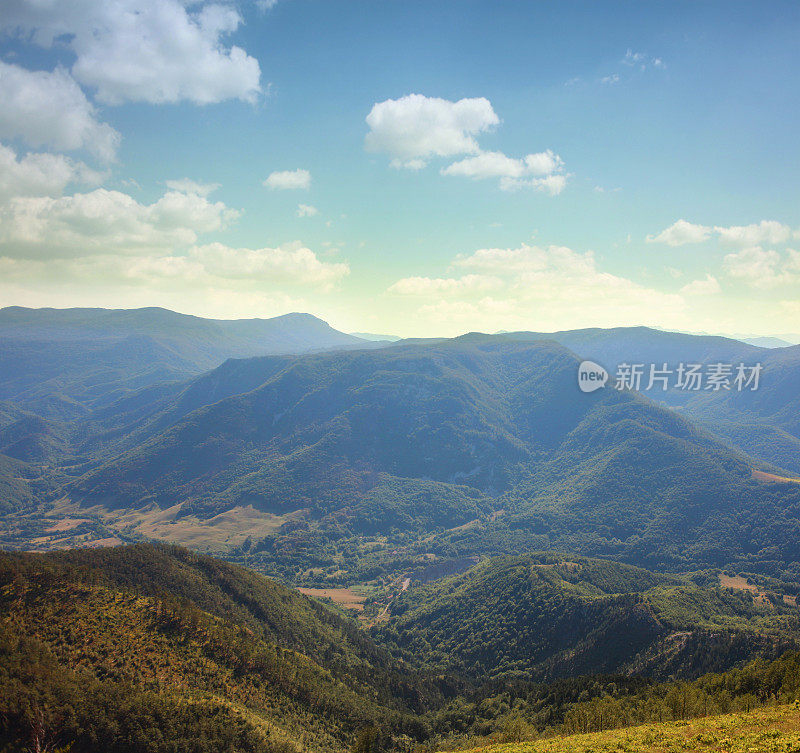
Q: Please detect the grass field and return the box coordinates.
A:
[446,704,800,753]
[297,587,367,611]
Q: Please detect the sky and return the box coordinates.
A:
[0,0,799,339]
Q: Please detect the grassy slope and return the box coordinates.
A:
[445,704,800,753]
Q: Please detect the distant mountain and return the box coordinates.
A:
[742,336,795,348]
[349,332,402,342]
[497,327,800,474]
[378,553,799,683]
[54,335,800,580]
[0,306,371,418]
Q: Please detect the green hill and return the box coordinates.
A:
[3,544,800,753]
[59,336,800,582]
[376,554,800,683]
[497,326,800,474]
[0,544,441,753]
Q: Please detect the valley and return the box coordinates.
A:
[2,308,800,752]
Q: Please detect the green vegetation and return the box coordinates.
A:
[376,554,800,683]
[439,703,800,753]
[0,544,441,752]
[23,335,791,586]
[3,544,800,753]
[2,321,800,751]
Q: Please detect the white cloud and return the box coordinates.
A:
[0,187,239,258]
[646,219,712,246]
[0,61,120,161]
[365,94,499,167]
[680,274,721,296]
[390,158,427,171]
[0,241,346,289]
[441,151,527,180]
[499,173,568,195]
[189,241,348,288]
[714,220,793,247]
[296,203,318,217]
[442,149,567,194]
[598,50,666,87]
[165,178,220,196]
[723,246,800,288]
[388,274,502,296]
[388,243,687,332]
[442,149,562,179]
[264,169,311,190]
[365,93,567,192]
[0,143,105,201]
[648,218,797,248]
[1,0,261,105]
[0,241,348,316]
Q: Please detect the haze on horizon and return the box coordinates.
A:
[0,0,798,338]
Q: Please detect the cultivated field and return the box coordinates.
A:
[296,587,366,611]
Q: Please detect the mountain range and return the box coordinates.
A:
[1,309,798,583]
[2,307,800,751]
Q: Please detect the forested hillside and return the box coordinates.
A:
[498,327,800,474]
[2,544,800,753]
[377,554,800,683]
[51,334,800,582]
[0,544,442,752]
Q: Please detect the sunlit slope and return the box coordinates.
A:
[0,543,438,752]
[445,704,800,753]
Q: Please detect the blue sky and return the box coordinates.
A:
[1,0,798,337]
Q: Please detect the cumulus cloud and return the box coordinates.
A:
[714,220,793,247]
[0,186,239,258]
[646,219,712,246]
[366,94,567,192]
[441,149,566,193]
[296,203,318,217]
[264,169,311,190]
[365,94,499,168]
[723,247,800,288]
[0,61,120,162]
[0,242,347,322]
[1,0,261,105]
[0,143,105,201]
[0,240,348,292]
[680,274,721,296]
[499,173,568,195]
[190,241,348,288]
